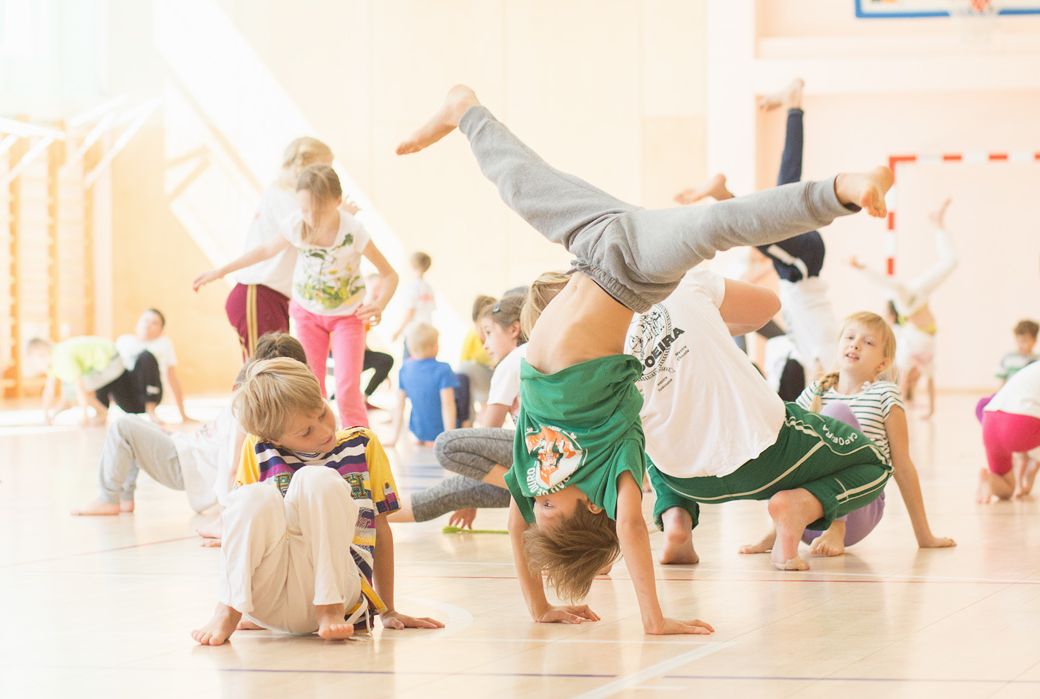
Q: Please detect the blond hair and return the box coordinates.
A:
[411,251,432,274]
[520,271,570,339]
[278,137,333,187]
[811,311,897,412]
[407,322,439,357]
[296,164,343,244]
[523,505,619,602]
[232,358,325,442]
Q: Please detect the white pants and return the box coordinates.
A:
[778,277,838,371]
[219,467,363,634]
[897,323,936,378]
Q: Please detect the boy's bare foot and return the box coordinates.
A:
[120,500,134,513]
[835,166,893,218]
[659,508,699,565]
[1016,459,1039,497]
[316,603,355,641]
[236,619,265,631]
[192,602,242,646]
[674,173,734,205]
[71,500,121,516]
[757,78,804,111]
[808,520,846,557]
[739,529,776,555]
[196,518,222,540]
[396,85,480,155]
[767,490,815,572]
[975,468,994,504]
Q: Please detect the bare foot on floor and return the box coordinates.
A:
[660,528,700,565]
[758,78,804,111]
[739,529,776,555]
[808,520,846,557]
[236,619,265,631]
[674,173,734,205]
[835,166,893,218]
[768,492,812,572]
[71,499,121,516]
[316,603,355,641]
[120,500,134,513]
[192,603,242,646]
[1016,459,1039,498]
[396,85,481,155]
[975,468,995,504]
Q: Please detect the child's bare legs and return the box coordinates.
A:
[674,174,734,206]
[396,85,480,154]
[768,489,823,571]
[192,602,242,646]
[976,468,1015,504]
[758,77,804,111]
[659,507,699,565]
[1017,457,1039,497]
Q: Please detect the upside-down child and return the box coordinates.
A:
[675,78,839,375]
[738,312,955,558]
[851,198,957,417]
[192,358,443,645]
[396,85,892,634]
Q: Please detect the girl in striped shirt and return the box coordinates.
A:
[741,312,955,558]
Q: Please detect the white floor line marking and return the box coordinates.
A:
[575,641,735,699]
[374,635,712,646]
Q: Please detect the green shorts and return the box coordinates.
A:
[649,402,891,531]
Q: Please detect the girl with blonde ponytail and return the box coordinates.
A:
[742,312,955,558]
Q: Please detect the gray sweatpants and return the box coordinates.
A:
[411,428,513,522]
[97,415,183,503]
[459,106,859,313]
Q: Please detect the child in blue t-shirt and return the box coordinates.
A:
[390,323,458,446]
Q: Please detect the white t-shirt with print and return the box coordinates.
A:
[285,210,371,316]
[173,407,242,513]
[406,278,436,325]
[116,335,177,374]
[796,380,903,465]
[235,186,299,296]
[626,269,785,478]
[986,360,1040,420]
[487,343,528,416]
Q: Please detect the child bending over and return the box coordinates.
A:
[396,85,891,634]
[192,358,443,645]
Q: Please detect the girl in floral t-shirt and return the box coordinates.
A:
[195,165,397,427]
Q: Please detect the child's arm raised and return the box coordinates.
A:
[718,279,781,336]
[615,472,714,635]
[885,405,955,549]
[192,237,291,292]
[508,499,599,624]
[373,515,444,629]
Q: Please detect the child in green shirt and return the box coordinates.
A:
[397,85,892,635]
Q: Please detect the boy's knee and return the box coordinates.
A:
[228,482,284,518]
